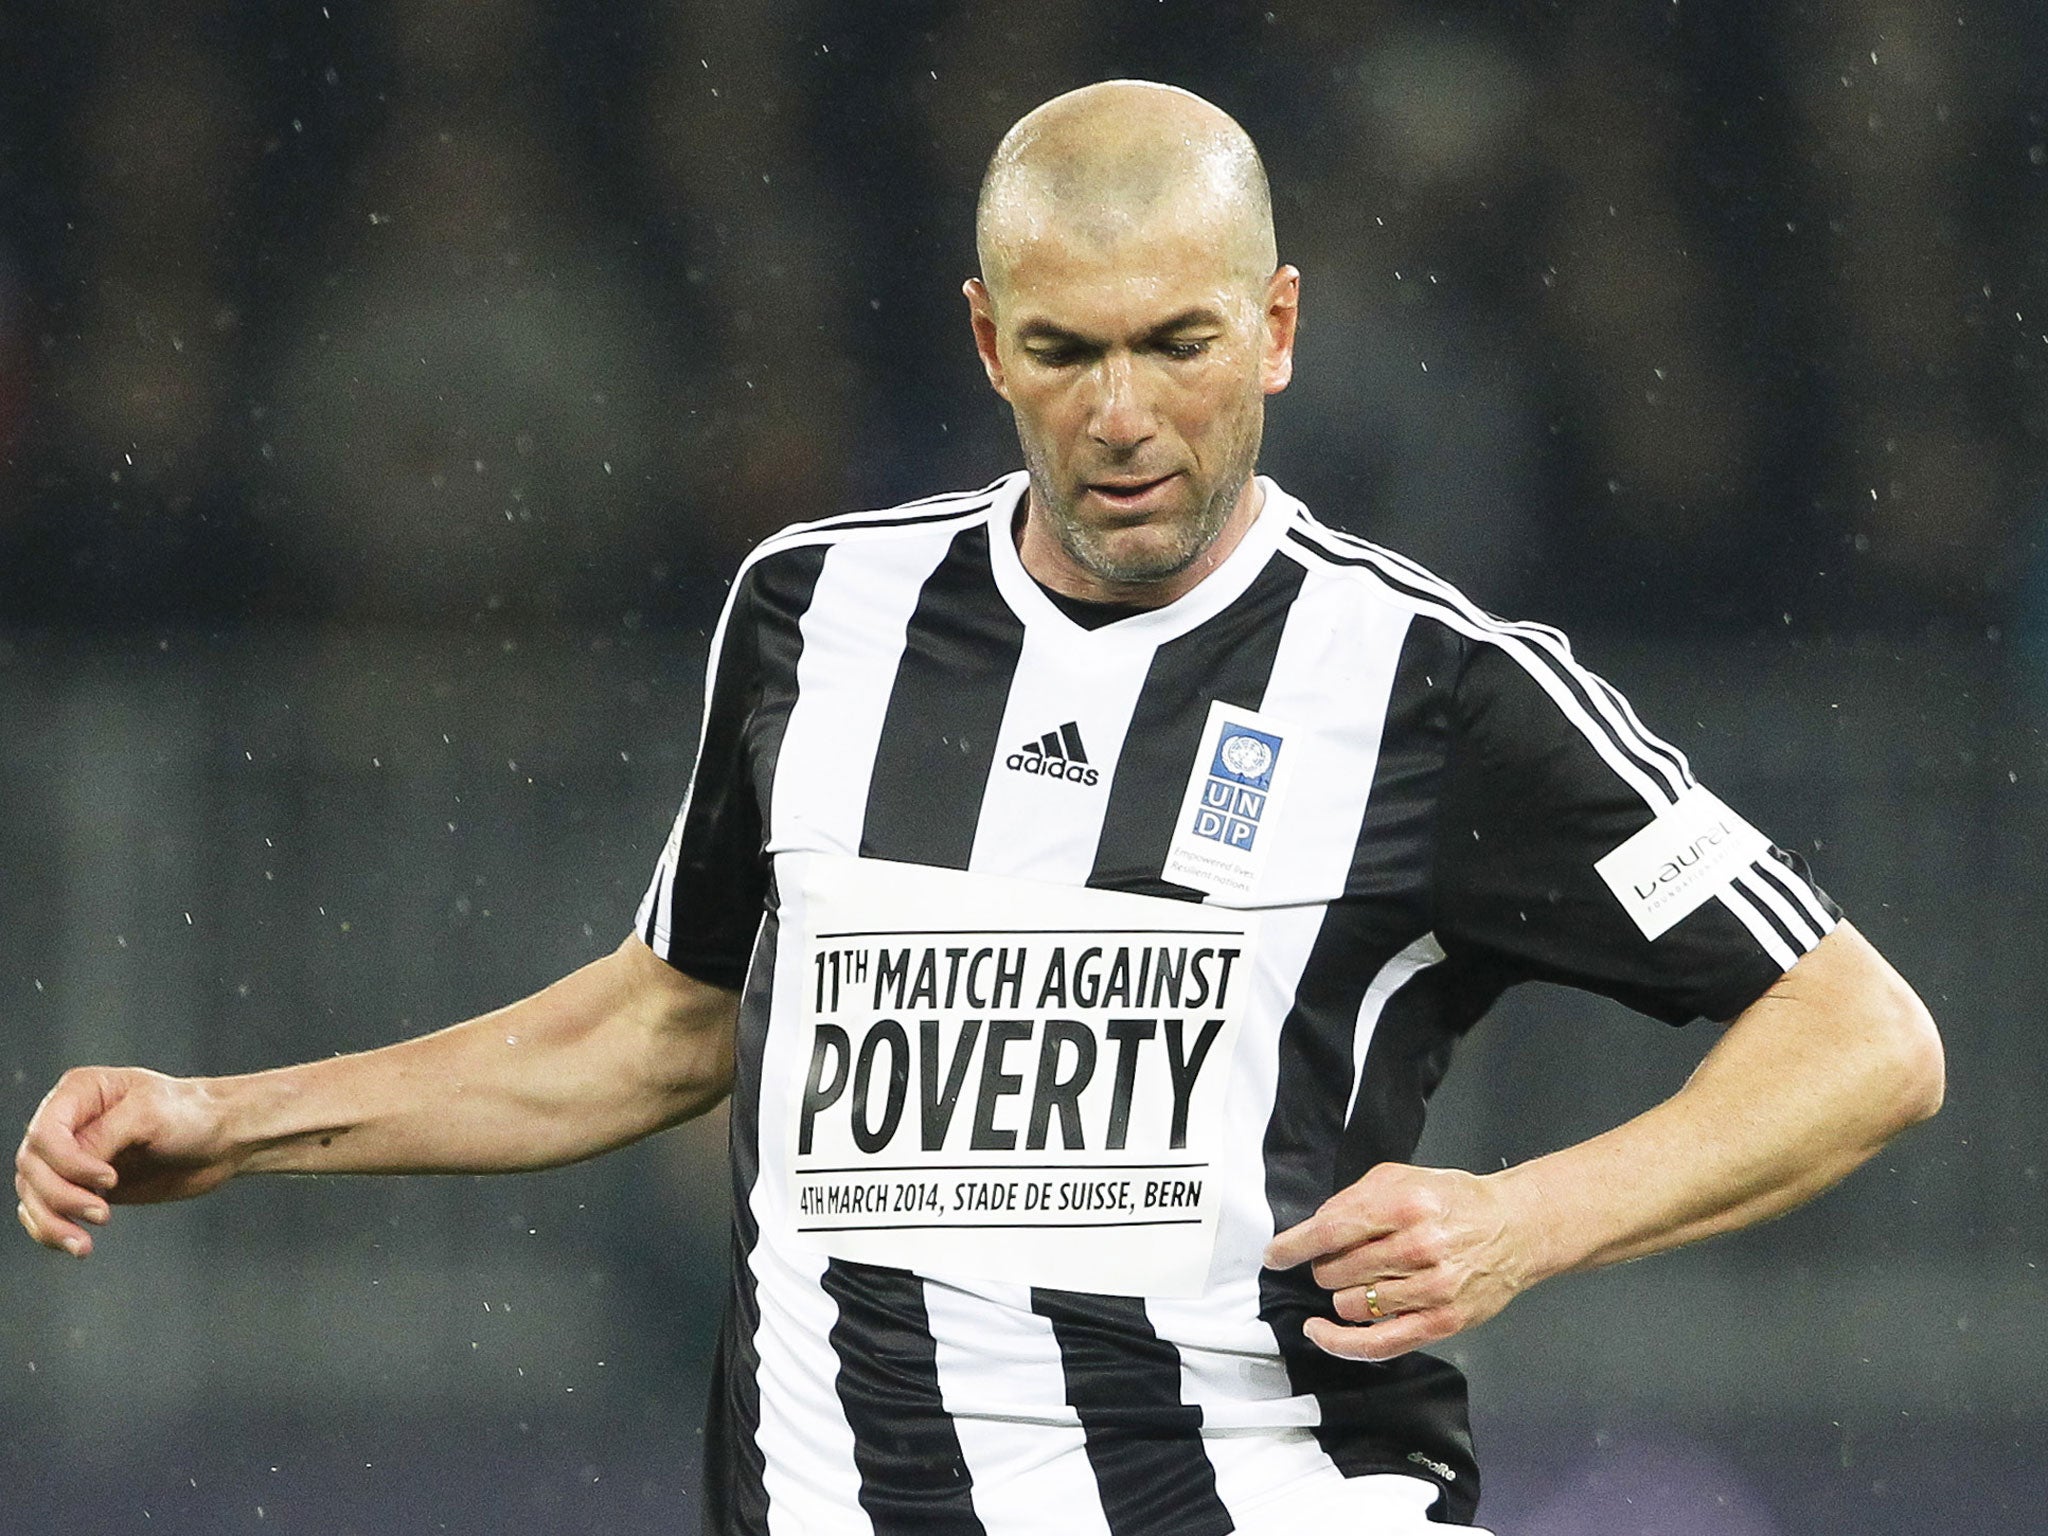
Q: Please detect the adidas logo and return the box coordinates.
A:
[1004,721,1101,786]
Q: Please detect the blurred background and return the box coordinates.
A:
[2,1,2043,1531]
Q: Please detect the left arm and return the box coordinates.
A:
[1263,919,1943,1360]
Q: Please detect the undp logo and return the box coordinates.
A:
[1191,723,1282,850]
[1217,732,1274,785]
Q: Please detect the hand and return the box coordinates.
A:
[1262,1162,1535,1362]
[15,1067,241,1258]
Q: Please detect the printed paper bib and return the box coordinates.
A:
[777,854,1258,1298]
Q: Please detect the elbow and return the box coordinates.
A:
[1899,1012,1945,1128]
[1876,977,1945,1134]
[1818,922,1944,1137]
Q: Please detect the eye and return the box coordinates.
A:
[1160,338,1211,361]
[1025,344,1087,368]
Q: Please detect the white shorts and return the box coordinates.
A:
[1229,1472,1498,1535]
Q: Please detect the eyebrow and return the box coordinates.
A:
[1014,306,1227,347]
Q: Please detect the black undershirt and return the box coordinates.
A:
[1033,579,1156,630]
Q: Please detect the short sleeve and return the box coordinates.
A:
[1433,639,1839,1024]
[635,574,772,990]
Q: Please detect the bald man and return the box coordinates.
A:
[18,82,1941,1533]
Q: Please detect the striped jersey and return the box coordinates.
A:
[637,472,1837,1534]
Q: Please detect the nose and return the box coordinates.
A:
[1086,352,1156,452]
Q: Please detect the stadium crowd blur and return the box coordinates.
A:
[4,4,2046,1533]
[2,0,2044,639]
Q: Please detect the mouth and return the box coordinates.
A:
[1083,473,1181,514]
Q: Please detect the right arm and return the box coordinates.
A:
[14,934,737,1258]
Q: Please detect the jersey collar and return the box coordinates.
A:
[984,470,1299,645]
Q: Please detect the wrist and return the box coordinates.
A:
[206,1068,339,1176]
[1486,1158,1584,1287]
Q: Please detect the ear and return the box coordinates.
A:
[1259,265,1301,396]
[964,277,1011,400]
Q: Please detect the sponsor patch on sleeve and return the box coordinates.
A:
[1595,784,1771,941]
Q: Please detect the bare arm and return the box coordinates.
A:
[15,935,737,1258]
[1264,920,1944,1359]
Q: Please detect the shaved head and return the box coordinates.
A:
[976,81,1276,309]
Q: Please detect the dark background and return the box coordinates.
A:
[2,2,2044,1532]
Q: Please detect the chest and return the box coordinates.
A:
[752,588,1447,910]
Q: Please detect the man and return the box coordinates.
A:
[16,82,1942,1534]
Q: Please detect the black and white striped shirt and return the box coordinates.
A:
[637,472,1836,1534]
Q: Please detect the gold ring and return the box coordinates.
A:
[1364,1285,1384,1319]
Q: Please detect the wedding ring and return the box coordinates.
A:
[1364,1285,1385,1319]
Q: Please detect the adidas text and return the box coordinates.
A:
[1006,752,1099,785]
[1006,722,1100,786]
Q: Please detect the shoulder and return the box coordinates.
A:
[1275,494,1692,802]
[1275,499,1589,695]
[1270,496,1499,666]
[702,474,1020,633]
[1275,497,1522,639]
[736,473,1021,584]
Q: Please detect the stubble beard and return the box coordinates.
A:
[1020,414,1264,590]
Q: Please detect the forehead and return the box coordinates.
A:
[991,204,1255,335]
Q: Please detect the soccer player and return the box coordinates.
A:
[16,82,1943,1533]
